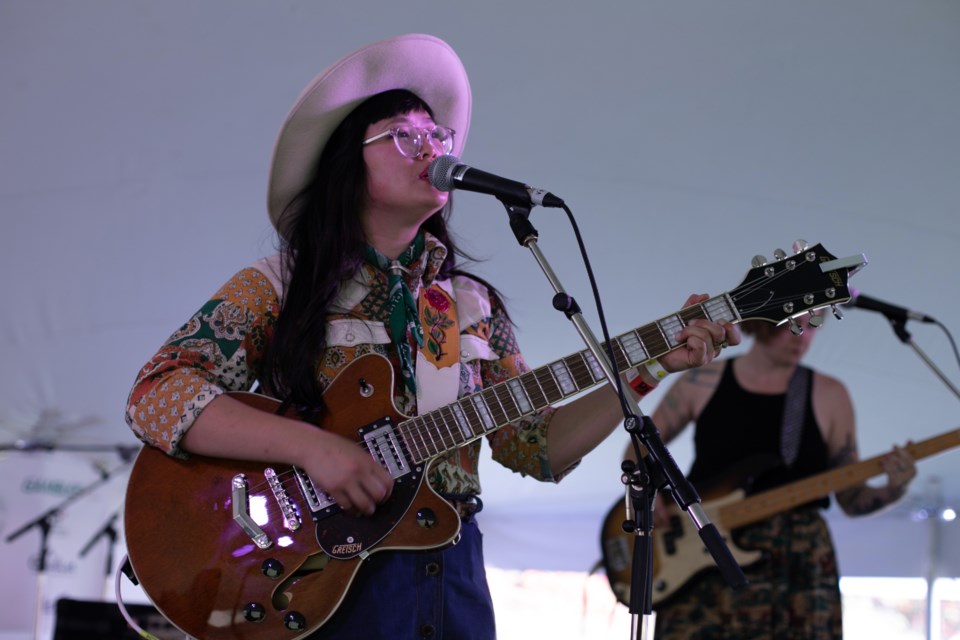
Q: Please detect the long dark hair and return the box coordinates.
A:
[261,89,493,408]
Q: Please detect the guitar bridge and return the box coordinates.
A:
[265,467,300,531]
[231,474,272,549]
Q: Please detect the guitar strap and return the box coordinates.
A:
[780,365,812,467]
[414,278,462,413]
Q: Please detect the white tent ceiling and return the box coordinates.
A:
[2,1,959,636]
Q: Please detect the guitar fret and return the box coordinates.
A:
[550,360,578,395]
[494,383,522,421]
[605,339,625,373]
[678,305,706,325]
[569,352,597,387]
[521,372,547,409]
[617,332,649,367]
[404,419,427,462]
[658,315,684,350]
[582,352,605,383]
[458,399,483,438]
[537,366,563,403]
[447,404,473,441]
[425,420,441,456]
[432,408,459,448]
[506,378,533,414]
[429,406,451,443]
[638,324,670,358]
[482,387,509,425]
[469,395,495,432]
[702,294,738,323]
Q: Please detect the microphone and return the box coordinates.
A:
[429,155,564,208]
[846,288,936,324]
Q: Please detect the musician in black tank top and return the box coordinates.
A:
[625,313,916,640]
[689,360,830,509]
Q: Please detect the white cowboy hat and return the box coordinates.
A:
[267,33,472,236]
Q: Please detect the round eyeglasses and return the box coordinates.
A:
[362,124,455,159]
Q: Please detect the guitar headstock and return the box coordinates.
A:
[730,240,867,329]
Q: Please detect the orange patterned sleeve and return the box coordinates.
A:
[125,266,280,456]
[470,295,570,483]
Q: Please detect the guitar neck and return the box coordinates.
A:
[396,241,859,467]
[396,294,740,465]
[719,428,960,529]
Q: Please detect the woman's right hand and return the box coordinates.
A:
[298,428,395,517]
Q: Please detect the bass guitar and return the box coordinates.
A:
[124,242,862,640]
[601,429,960,608]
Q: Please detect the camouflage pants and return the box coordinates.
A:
[652,507,842,640]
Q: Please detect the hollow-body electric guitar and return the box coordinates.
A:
[124,242,863,640]
[601,428,960,608]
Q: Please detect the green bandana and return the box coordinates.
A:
[364,234,426,394]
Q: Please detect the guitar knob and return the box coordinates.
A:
[261,558,284,579]
[751,255,767,268]
[808,312,824,328]
[792,239,809,254]
[831,304,845,320]
[773,248,787,260]
[788,318,803,336]
[284,611,307,631]
[416,507,438,528]
[242,602,266,623]
[357,377,374,398]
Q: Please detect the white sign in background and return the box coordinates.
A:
[0,450,141,640]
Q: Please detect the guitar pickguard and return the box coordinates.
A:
[314,465,423,559]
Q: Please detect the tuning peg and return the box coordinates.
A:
[808,311,824,328]
[792,239,809,254]
[788,318,803,335]
[751,255,767,268]
[773,248,787,260]
[831,304,844,320]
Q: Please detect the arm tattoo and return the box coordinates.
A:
[685,367,720,389]
[829,434,857,468]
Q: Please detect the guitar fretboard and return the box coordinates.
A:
[719,428,960,529]
[397,294,739,464]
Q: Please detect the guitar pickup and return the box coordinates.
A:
[294,466,335,515]
[360,417,410,478]
[662,514,684,555]
[292,417,413,521]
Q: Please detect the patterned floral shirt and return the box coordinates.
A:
[126,232,570,497]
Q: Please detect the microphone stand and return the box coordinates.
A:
[0,441,141,460]
[499,201,747,639]
[80,511,120,599]
[4,458,131,640]
[886,318,960,401]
